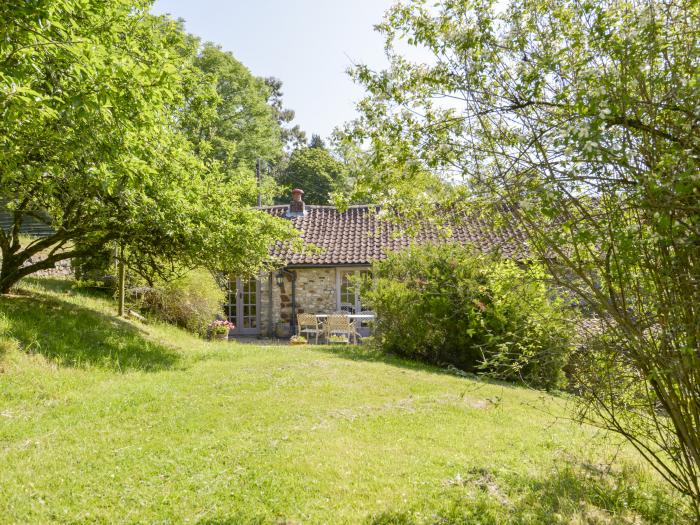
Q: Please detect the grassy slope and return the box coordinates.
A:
[0,279,685,524]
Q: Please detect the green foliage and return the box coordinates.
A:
[308,133,326,149]
[72,244,116,287]
[264,76,307,150]
[0,1,296,293]
[278,147,348,205]
[138,268,224,336]
[186,43,284,204]
[345,0,700,511]
[366,244,573,390]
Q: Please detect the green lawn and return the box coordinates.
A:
[0,279,686,524]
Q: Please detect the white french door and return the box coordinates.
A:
[225,277,260,335]
[337,269,372,337]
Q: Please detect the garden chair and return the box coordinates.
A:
[296,313,323,344]
[324,314,358,344]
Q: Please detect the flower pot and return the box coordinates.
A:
[211,330,229,341]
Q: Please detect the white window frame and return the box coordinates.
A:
[335,267,371,314]
[226,275,261,335]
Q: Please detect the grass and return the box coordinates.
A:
[0,278,689,524]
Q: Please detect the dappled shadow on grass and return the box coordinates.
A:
[511,462,683,524]
[0,284,181,372]
[23,276,115,302]
[310,343,520,390]
[22,276,76,294]
[312,343,455,373]
[366,462,685,525]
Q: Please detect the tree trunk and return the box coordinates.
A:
[0,252,22,294]
[0,247,86,294]
[117,245,126,317]
[0,274,18,295]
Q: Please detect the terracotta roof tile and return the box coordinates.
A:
[260,205,527,266]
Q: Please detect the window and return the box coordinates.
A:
[337,269,371,314]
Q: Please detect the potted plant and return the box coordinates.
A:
[289,335,307,346]
[328,335,350,344]
[209,319,234,340]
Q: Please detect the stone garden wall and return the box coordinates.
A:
[15,255,73,279]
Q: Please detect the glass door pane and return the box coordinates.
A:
[226,276,259,334]
[340,271,357,313]
[339,270,371,314]
[339,270,372,337]
[241,278,258,330]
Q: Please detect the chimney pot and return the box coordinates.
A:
[288,188,305,216]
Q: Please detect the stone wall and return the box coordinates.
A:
[257,267,372,337]
[260,268,339,337]
[18,255,74,279]
[34,258,73,278]
[259,273,274,337]
[293,268,338,316]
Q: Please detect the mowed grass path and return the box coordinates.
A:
[0,279,684,524]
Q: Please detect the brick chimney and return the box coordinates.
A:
[287,188,305,217]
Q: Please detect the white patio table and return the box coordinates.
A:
[314,313,375,321]
[314,313,375,343]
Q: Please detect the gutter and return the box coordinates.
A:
[267,272,273,338]
[278,268,297,336]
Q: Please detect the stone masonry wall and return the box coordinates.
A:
[260,268,338,337]
[18,255,73,279]
[294,268,337,316]
[259,273,274,337]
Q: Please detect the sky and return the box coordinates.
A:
[151,0,396,141]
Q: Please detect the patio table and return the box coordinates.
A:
[314,313,375,320]
[314,313,375,343]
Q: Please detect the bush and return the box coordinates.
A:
[365,243,574,390]
[72,244,117,290]
[138,268,224,336]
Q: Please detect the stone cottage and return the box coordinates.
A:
[225,189,525,338]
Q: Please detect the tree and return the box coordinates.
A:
[0,1,295,294]
[278,147,348,205]
[188,44,283,182]
[309,133,326,149]
[345,0,700,516]
[265,76,307,151]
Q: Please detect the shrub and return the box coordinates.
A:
[365,243,574,390]
[138,268,224,336]
[72,244,117,290]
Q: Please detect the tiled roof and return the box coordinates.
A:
[261,204,527,266]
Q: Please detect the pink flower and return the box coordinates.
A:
[210,319,235,332]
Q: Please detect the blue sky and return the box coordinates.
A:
[151,0,396,140]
